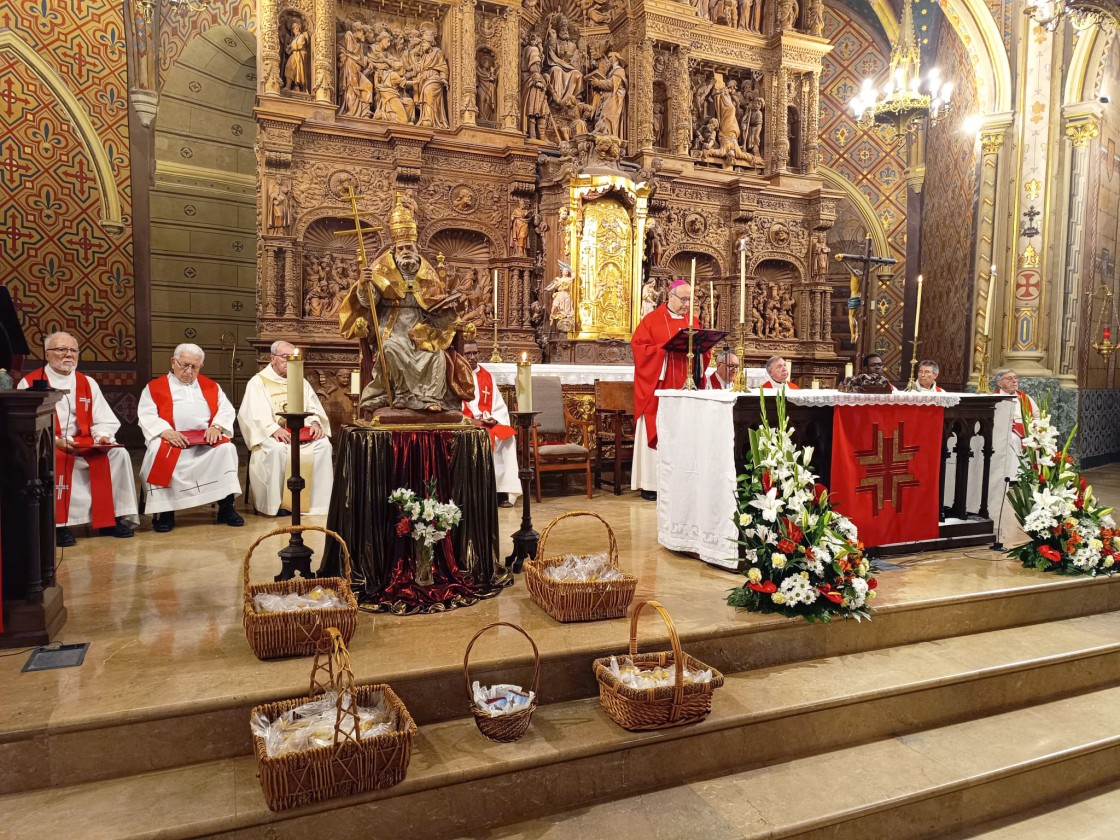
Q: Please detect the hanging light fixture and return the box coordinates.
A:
[134,0,215,23]
[849,0,953,143]
[1023,0,1119,32]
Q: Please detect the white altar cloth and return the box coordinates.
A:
[654,389,1011,568]
[484,363,768,388]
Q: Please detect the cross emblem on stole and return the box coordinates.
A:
[854,423,920,515]
[78,396,92,411]
[480,384,491,402]
[55,482,69,500]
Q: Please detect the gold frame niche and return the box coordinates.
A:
[565,174,651,340]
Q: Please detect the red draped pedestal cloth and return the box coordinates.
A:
[322,426,512,614]
[830,404,944,548]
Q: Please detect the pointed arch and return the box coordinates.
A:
[0,30,123,231]
[818,165,893,264]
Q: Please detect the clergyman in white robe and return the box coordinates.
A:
[238,361,333,515]
[18,357,139,535]
[137,373,242,515]
[463,362,521,502]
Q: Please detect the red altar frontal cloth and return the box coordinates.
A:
[829,403,944,548]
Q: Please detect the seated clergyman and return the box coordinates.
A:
[916,360,944,392]
[137,343,244,532]
[761,355,800,389]
[238,341,333,516]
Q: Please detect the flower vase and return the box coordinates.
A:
[415,541,435,587]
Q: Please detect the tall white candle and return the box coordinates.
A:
[516,351,533,412]
[914,274,924,347]
[708,279,715,328]
[350,368,359,396]
[739,242,746,325]
[286,348,304,414]
[492,268,498,317]
[983,263,996,334]
[689,258,696,323]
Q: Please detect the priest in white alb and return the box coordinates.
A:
[18,331,139,546]
[137,343,243,532]
[238,340,333,516]
[460,339,520,506]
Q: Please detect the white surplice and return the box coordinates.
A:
[17,367,139,527]
[137,373,242,514]
[464,366,521,500]
[237,365,333,515]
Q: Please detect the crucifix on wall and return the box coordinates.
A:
[834,234,897,358]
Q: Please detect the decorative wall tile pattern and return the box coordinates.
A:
[820,5,909,376]
[0,1,134,364]
[157,0,257,91]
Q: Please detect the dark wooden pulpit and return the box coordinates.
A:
[0,387,67,647]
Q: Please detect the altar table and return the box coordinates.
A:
[656,389,1010,568]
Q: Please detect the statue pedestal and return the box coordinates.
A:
[320,426,512,614]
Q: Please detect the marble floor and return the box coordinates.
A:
[1,463,1115,741]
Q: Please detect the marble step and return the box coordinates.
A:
[6,568,1120,797]
[478,687,1120,840]
[4,625,1120,838]
[950,782,1120,839]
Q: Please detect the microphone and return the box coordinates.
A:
[991,475,1012,552]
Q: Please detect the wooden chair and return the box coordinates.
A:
[593,380,635,495]
[529,375,593,502]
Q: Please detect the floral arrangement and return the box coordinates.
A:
[389,478,462,547]
[1007,402,1116,575]
[727,391,877,622]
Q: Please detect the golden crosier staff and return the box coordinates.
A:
[337,186,392,404]
[905,274,924,391]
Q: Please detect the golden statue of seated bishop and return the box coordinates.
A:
[339,195,476,417]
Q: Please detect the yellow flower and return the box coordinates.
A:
[771,592,787,604]
[771,552,787,568]
[747,567,762,582]
[867,590,877,600]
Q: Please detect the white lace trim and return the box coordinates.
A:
[784,389,961,407]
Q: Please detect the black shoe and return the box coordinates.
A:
[276,508,292,517]
[217,496,245,527]
[99,518,134,538]
[56,527,76,547]
[152,512,175,533]
[640,490,658,501]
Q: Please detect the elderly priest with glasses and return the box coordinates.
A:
[238,340,333,517]
[18,331,139,546]
[137,343,244,532]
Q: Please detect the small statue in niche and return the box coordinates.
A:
[652,98,666,148]
[778,0,799,31]
[547,266,575,333]
[510,200,531,257]
[476,49,498,125]
[523,68,551,140]
[745,94,765,160]
[806,0,824,36]
[813,234,830,280]
[282,19,310,93]
[738,0,758,31]
[268,179,293,233]
[640,279,660,318]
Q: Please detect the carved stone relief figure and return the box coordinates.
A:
[652,94,667,148]
[588,52,627,139]
[751,282,796,338]
[738,0,759,32]
[523,66,551,140]
[282,16,311,93]
[640,279,660,318]
[778,0,799,31]
[579,0,614,24]
[547,266,575,333]
[314,369,355,435]
[510,200,531,257]
[268,179,293,233]
[813,234,830,280]
[413,22,449,128]
[806,0,824,36]
[338,25,373,117]
[476,48,498,125]
[787,105,801,170]
[544,15,585,109]
[745,93,765,159]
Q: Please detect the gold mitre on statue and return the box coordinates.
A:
[389,194,418,245]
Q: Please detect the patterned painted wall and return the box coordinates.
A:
[918,21,979,389]
[820,3,909,376]
[157,0,257,91]
[0,1,134,384]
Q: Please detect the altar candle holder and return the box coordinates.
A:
[505,410,540,573]
[275,411,315,582]
[684,326,698,391]
[490,269,502,363]
[732,322,748,392]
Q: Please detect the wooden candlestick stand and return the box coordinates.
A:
[275,411,315,582]
[505,410,540,573]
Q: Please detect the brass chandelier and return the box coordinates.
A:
[1023,0,1119,31]
[849,0,952,142]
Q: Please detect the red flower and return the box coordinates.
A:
[821,590,844,604]
[1038,545,1061,563]
[867,577,878,590]
[395,517,412,536]
[813,482,828,504]
[783,517,804,544]
[748,580,778,593]
[818,583,832,593]
[761,470,773,493]
[777,539,797,555]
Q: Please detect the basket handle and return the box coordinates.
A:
[307,627,363,750]
[534,510,619,566]
[242,525,352,605]
[463,622,541,709]
[628,600,686,708]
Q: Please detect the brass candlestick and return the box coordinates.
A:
[489,318,502,363]
[732,322,748,392]
[905,351,919,391]
[684,326,698,390]
[976,332,993,393]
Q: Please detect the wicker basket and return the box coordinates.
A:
[464,622,540,743]
[592,600,725,731]
[252,628,415,811]
[243,525,358,660]
[524,511,637,622]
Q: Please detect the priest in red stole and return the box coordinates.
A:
[705,349,739,390]
[760,355,801,390]
[137,343,243,532]
[18,331,139,547]
[630,279,707,500]
[460,340,520,506]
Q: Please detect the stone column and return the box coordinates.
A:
[772,68,790,174]
[313,0,334,104]
[632,39,654,152]
[673,47,692,156]
[805,71,820,174]
[1058,105,1102,379]
[498,6,521,132]
[458,0,479,127]
[260,0,283,94]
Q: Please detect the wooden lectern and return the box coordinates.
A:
[0,387,67,647]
